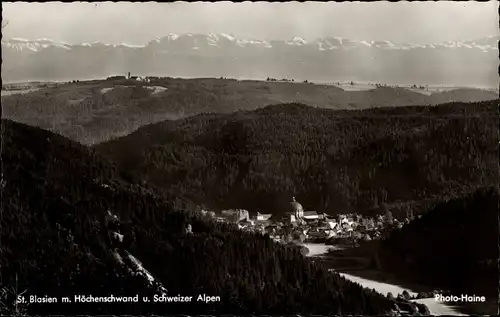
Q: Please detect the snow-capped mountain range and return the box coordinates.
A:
[4,33,498,52]
[2,33,498,86]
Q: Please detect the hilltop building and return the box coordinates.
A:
[106,75,126,80]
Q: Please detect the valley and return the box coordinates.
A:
[2,119,403,315]
[302,186,498,316]
[304,244,467,316]
[1,72,497,315]
[3,98,497,315]
[2,2,498,315]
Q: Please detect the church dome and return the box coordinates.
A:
[288,197,304,214]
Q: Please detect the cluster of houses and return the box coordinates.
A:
[106,73,164,83]
[199,197,417,246]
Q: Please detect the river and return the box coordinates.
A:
[303,243,465,316]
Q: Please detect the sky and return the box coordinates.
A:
[2,1,498,45]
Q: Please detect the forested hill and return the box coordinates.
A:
[96,100,498,218]
[3,77,497,145]
[1,119,395,315]
[379,186,499,298]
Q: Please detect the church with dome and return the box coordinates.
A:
[284,196,305,224]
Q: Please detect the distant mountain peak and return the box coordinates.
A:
[219,33,236,41]
[286,37,308,46]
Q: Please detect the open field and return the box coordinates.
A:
[1,88,40,96]
[1,81,57,96]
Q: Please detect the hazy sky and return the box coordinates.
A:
[2,1,498,45]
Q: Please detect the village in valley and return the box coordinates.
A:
[198,197,418,249]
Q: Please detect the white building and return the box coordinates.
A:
[221,209,249,222]
[256,212,272,221]
[327,220,338,229]
[303,211,319,220]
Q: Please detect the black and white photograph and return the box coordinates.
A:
[1,1,498,316]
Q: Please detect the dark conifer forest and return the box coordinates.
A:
[96,100,498,219]
[379,186,498,298]
[1,119,395,315]
[332,185,499,304]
